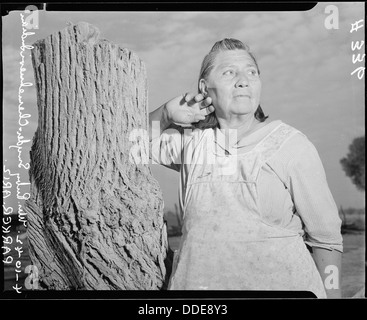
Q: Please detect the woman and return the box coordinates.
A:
[149,39,343,298]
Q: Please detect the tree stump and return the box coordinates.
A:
[25,22,169,290]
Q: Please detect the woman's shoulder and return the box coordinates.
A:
[284,123,316,148]
[269,121,320,162]
[272,121,312,145]
[259,120,303,147]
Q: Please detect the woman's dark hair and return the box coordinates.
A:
[194,38,268,129]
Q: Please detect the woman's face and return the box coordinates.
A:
[200,49,262,120]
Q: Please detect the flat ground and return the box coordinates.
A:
[340,231,365,297]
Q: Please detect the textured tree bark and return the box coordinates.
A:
[25,22,169,290]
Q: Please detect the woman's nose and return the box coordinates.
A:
[235,73,249,87]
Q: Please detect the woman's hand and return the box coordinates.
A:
[164,92,215,126]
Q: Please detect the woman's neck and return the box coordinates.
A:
[218,113,256,133]
[217,114,268,146]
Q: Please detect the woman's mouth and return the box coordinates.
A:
[234,94,251,99]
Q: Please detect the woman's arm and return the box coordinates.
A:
[312,247,342,298]
[286,135,343,298]
[149,102,172,142]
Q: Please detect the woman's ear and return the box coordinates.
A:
[199,79,208,96]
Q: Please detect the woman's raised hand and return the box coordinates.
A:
[164,92,215,126]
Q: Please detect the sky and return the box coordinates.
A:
[2,2,365,216]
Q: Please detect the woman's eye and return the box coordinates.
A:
[223,70,234,76]
[248,69,258,76]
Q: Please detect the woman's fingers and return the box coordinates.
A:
[182,92,214,122]
[184,92,195,103]
[193,114,206,122]
[199,104,215,117]
[186,92,207,103]
[199,96,212,109]
[191,95,212,110]
[194,93,205,102]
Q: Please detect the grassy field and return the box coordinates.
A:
[339,207,365,233]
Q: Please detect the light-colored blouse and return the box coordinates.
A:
[151,120,343,253]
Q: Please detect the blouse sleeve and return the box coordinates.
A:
[150,124,185,172]
[287,137,343,253]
